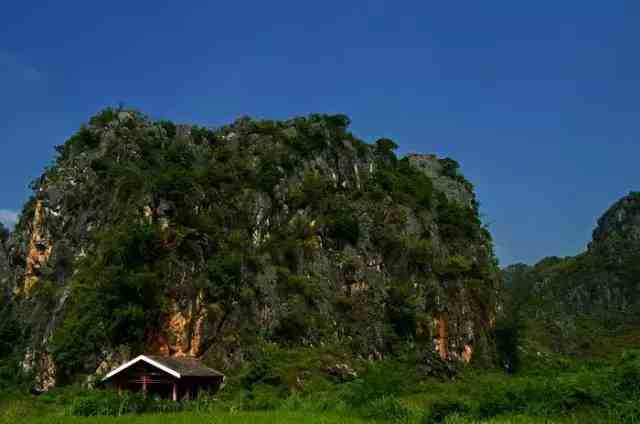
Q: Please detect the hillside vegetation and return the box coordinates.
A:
[2,110,640,423]
[0,108,499,389]
[502,192,640,358]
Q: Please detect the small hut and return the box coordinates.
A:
[101,355,224,401]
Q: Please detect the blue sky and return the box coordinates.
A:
[1,1,638,266]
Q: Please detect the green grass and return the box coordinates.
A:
[1,411,368,424]
[1,409,634,424]
[2,349,640,424]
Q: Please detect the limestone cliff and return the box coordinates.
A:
[0,224,10,299]
[502,192,640,354]
[0,109,500,389]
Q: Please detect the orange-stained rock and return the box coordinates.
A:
[435,316,449,360]
[462,344,473,364]
[151,291,207,358]
[23,201,52,295]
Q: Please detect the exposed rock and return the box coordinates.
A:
[324,363,358,382]
[21,349,56,392]
[23,200,53,296]
[407,154,475,208]
[420,349,457,379]
[502,192,640,354]
[590,192,640,256]
[0,229,10,299]
[1,110,500,388]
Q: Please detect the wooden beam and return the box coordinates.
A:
[142,375,148,399]
[172,382,178,402]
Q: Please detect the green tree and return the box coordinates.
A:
[494,293,523,373]
[328,211,360,248]
[386,283,418,340]
[52,223,166,379]
[0,222,9,243]
[0,305,21,359]
[375,138,399,154]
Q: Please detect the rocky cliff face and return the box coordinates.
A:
[502,192,640,354]
[0,110,500,389]
[0,225,10,299]
[590,193,640,258]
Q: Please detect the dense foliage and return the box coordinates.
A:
[2,349,640,423]
[3,109,640,423]
[0,223,8,244]
[0,305,21,360]
[52,222,167,380]
[25,109,497,379]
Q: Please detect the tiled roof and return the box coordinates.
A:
[145,355,224,378]
[102,355,224,381]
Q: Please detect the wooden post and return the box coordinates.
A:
[172,382,178,402]
[117,383,123,397]
[142,375,148,399]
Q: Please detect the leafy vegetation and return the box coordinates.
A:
[0,222,8,243]
[435,193,481,241]
[34,109,497,377]
[0,109,509,422]
[0,305,21,360]
[2,350,640,423]
[51,222,167,380]
[371,158,434,210]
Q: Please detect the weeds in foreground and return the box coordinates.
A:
[2,350,640,423]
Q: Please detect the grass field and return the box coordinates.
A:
[2,346,639,424]
[0,410,634,424]
[1,411,369,424]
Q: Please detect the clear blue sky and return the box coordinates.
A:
[1,1,638,266]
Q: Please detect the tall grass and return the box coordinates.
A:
[1,411,369,424]
[2,350,639,424]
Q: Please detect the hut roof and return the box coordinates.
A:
[102,355,224,381]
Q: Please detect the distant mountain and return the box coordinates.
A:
[0,109,500,390]
[502,193,640,355]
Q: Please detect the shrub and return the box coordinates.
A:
[326,114,351,132]
[474,383,522,418]
[70,126,101,151]
[52,223,167,379]
[408,238,434,270]
[436,194,479,241]
[433,255,473,279]
[190,126,217,145]
[70,390,146,416]
[283,275,319,300]
[335,295,355,313]
[362,395,412,423]
[89,108,119,127]
[615,356,640,397]
[0,305,20,359]
[607,400,640,424]
[372,158,433,210]
[328,212,360,248]
[494,299,523,373]
[158,120,177,138]
[0,222,8,243]
[422,399,471,423]
[438,158,460,179]
[291,172,332,210]
[257,161,284,193]
[375,138,399,156]
[386,283,418,340]
[146,399,183,413]
[242,384,285,411]
[273,307,311,345]
[341,362,413,407]
[241,357,271,390]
